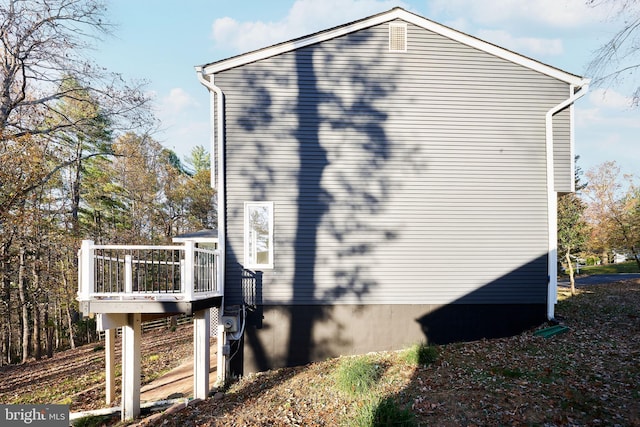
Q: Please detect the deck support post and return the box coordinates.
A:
[193,308,211,400]
[105,328,116,405]
[121,313,141,421]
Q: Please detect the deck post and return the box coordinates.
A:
[184,241,195,301]
[121,313,141,421]
[105,328,116,405]
[193,308,211,400]
[125,255,133,294]
[78,240,94,302]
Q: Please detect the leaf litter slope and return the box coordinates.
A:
[0,324,194,411]
[154,280,640,427]
[1,281,639,426]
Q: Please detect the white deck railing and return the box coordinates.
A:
[77,240,222,303]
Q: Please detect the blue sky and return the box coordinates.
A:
[96,0,639,178]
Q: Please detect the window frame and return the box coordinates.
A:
[244,201,274,269]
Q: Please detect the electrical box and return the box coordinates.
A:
[221,316,238,332]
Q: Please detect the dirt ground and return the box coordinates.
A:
[2,281,640,426]
[149,280,640,427]
[139,346,218,402]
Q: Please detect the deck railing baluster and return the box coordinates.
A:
[78,241,221,302]
[167,250,171,292]
[151,249,155,293]
[116,251,120,293]
[103,250,106,293]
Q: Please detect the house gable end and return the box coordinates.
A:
[199,7,587,87]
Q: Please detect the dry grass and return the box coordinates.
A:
[151,280,640,426]
[3,281,640,426]
[0,324,194,411]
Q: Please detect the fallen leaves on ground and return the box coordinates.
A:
[0,324,194,411]
[2,281,639,426]
[152,280,640,427]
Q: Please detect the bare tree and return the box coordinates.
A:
[587,0,640,105]
[0,0,157,363]
[0,0,151,135]
[0,0,153,218]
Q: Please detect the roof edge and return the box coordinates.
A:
[199,7,586,86]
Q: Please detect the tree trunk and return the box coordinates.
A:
[1,246,10,366]
[66,306,76,350]
[565,249,576,296]
[4,324,11,365]
[45,308,54,358]
[59,257,76,349]
[0,326,5,367]
[70,141,83,236]
[31,261,41,360]
[33,300,41,360]
[54,297,61,350]
[3,251,11,364]
[17,248,29,363]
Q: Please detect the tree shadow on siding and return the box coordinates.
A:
[233,31,423,372]
[286,37,403,367]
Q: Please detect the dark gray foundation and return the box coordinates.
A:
[231,303,546,375]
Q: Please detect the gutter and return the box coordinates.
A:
[195,67,227,385]
[545,79,589,320]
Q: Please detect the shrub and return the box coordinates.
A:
[586,256,600,266]
[335,356,381,395]
[353,396,416,427]
[403,343,438,366]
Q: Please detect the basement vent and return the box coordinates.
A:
[389,23,407,52]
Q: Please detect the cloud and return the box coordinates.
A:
[575,104,640,130]
[152,88,209,159]
[427,0,605,29]
[155,88,202,146]
[476,29,563,56]
[574,102,640,180]
[588,88,633,109]
[211,0,409,53]
[159,88,199,116]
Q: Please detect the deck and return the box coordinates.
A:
[77,239,223,316]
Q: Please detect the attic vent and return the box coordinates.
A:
[389,23,407,52]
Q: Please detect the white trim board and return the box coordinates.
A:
[199,7,588,87]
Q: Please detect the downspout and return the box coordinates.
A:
[196,67,227,385]
[545,80,589,320]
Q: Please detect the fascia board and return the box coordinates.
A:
[201,8,587,87]
[201,10,400,75]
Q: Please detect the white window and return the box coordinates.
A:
[244,201,274,269]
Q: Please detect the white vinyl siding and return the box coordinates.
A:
[553,106,572,193]
[218,20,572,306]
